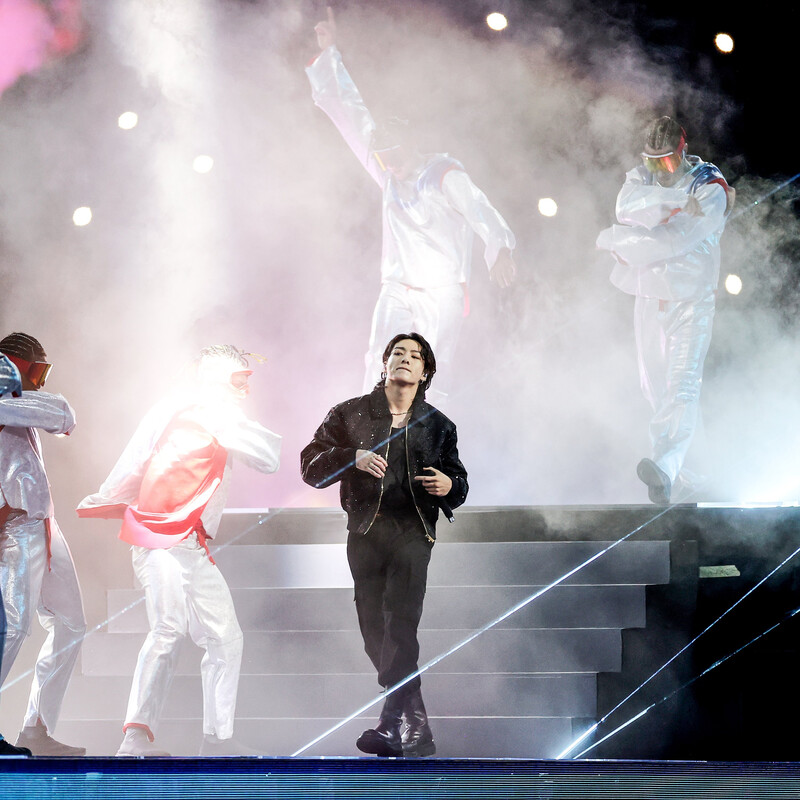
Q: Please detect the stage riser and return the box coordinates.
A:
[59,674,597,725]
[207,541,669,588]
[54,512,676,760]
[53,717,576,759]
[79,628,623,675]
[106,584,647,632]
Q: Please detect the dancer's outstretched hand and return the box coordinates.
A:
[490,248,517,288]
[315,6,337,51]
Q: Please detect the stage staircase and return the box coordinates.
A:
[56,506,672,758]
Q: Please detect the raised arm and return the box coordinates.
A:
[305,8,384,187]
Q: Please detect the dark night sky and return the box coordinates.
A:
[437,0,797,179]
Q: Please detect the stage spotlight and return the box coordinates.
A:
[486,12,508,32]
[724,273,742,295]
[192,155,214,174]
[538,197,558,217]
[72,206,92,226]
[714,32,734,53]
[117,111,138,130]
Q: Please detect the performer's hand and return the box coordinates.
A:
[314,6,337,51]
[490,248,517,288]
[356,448,387,478]
[414,467,452,497]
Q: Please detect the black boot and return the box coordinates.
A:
[401,688,435,757]
[356,691,404,757]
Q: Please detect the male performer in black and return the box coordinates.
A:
[301,333,468,757]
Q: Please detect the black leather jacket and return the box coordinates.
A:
[300,386,468,541]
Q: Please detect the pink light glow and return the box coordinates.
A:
[0,0,83,96]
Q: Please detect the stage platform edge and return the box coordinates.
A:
[3,756,800,799]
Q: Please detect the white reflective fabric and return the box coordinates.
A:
[125,534,242,739]
[79,390,281,744]
[306,46,515,290]
[634,293,715,485]
[597,154,732,496]
[0,391,75,518]
[0,513,86,731]
[597,156,729,301]
[307,46,515,395]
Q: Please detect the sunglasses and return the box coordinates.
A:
[641,150,683,174]
[4,354,52,389]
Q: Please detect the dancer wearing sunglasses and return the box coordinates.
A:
[596,117,735,504]
[306,7,517,405]
[0,333,86,756]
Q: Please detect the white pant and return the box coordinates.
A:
[0,512,86,732]
[363,281,465,404]
[125,534,242,740]
[634,292,715,486]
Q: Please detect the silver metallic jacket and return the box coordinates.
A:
[0,391,76,519]
[306,46,516,289]
[597,156,733,301]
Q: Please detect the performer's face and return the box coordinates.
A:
[198,356,252,402]
[230,370,251,400]
[384,339,426,387]
[641,143,686,186]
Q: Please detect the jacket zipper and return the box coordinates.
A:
[405,423,435,543]
[362,421,392,535]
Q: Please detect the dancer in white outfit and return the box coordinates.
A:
[78,345,281,756]
[307,8,517,403]
[597,117,735,504]
[0,333,86,757]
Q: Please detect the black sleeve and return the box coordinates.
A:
[300,406,358,489]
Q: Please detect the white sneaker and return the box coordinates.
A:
[116,728,171,757]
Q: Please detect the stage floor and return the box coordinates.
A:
[5,504,800,796]
[4,756,800,799]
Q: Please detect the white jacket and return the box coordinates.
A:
[597,156,733,301]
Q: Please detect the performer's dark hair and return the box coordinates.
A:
[381,332,436,395]
[197,344,249,368]
[645,116,686,153]
[0,332,47,362]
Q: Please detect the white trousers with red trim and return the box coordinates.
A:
[124,533,242,741]
[0,512,86,732]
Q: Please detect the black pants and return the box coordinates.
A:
[347,514,432,693]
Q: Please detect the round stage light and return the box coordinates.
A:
[715,33,734,53]
[724,273,743,295]
[486,12,508,32]
[193,154,214,174]
[72,206,92,226]
[118,111,138,130]
[538,197,558,217]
